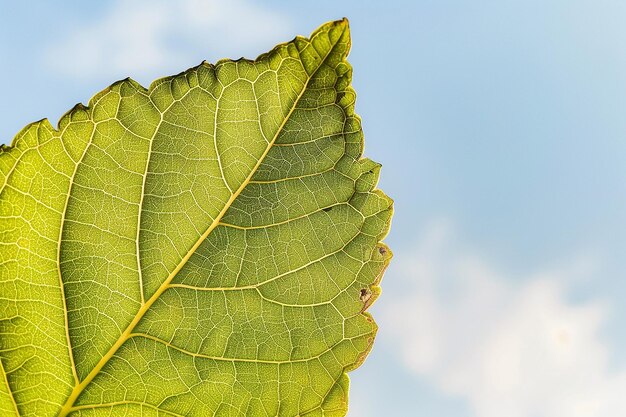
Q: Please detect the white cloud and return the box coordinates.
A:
[44,0,293,82]
[383,219,626,417]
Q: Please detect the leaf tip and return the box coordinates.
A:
[336,17,350,28]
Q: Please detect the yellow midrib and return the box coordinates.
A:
[0,356,19,417]
[57,31,342,416]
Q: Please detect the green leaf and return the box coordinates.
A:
[0,19,392,417]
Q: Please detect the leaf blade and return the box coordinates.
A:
[0,19,392,417]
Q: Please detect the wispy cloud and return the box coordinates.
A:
[383,219,626,417]
[44,0,293,83]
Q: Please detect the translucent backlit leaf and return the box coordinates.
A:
[0,19,392,417]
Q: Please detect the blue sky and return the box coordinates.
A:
[2,1,626,416]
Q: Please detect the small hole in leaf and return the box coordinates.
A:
[360,288,371,303]
[322,207,333,212]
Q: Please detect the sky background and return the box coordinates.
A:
[2,1,626,416]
